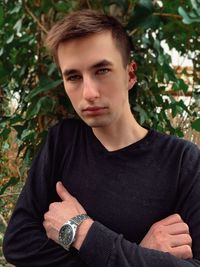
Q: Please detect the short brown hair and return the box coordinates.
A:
[46,9,132,67]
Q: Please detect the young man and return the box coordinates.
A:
[3,9,200,267]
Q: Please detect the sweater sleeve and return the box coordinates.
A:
[79,142,200,267]
[3,124,86,267]
[79,222,200,267]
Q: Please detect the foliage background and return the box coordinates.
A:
[0,0,200,265]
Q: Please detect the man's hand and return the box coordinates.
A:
[140,214,192,259]
[43,182,94,250]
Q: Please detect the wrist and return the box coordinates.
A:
[72,218,94,250]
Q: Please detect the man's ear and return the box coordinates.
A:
[127,61,137,90]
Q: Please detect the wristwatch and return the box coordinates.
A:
[58,214,90,251]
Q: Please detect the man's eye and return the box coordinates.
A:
[96,68,110,75]
[67,75,81,81]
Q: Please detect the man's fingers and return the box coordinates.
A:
[56,181,72,201]
[171,234,192,248]
[155,214,183,226]
[166,222,190,235]
[170,245,193,259]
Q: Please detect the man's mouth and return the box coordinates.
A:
[82,106,108,115]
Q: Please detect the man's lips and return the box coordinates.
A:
[82,106,108,115]
[83,106,107,111]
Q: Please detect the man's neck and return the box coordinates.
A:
[92,115,148,152]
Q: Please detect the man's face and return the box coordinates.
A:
[57,31,135,129]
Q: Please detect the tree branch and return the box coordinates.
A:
[153,12,182,20]
[129,28,138,36]
[86,0,92,9]
[23,3,48,34]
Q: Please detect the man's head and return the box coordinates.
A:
[46,10,137,129]
[46,9,132,68]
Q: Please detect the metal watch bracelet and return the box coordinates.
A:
[70,214,90,225]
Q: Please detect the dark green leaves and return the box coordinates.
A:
[54,1,72,12]
[0,6,4,27]
[26,96,57,119]
[0,177,19,195]
[178,0,200,24]
[192,118,200,131]
[128,0,155,29]
[25,79,63,101]
[173,79,189,93]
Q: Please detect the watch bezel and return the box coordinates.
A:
[58,214,89,251]
[58,223,76,250]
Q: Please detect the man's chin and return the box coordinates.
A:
[82,117,111,128]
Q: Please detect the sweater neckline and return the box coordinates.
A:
[86,125,155,154]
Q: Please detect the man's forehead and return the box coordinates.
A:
[57,31,123,70]
[57,31,118,57]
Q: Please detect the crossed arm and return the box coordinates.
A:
[43,181,193,261]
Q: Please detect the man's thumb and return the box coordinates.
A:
[56,181,69,201]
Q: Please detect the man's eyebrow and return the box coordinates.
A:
[63,69,78,77]
[62,59,113,77]
[91,59,113,69]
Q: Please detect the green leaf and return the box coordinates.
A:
[138,0,153,10]
[178,100,191,115]
[25,79,63,101]
[173,79,189,93]
[127,0,154,29]
[13,19,23,34]
[54,2,71,12]
[163,64,177,82]
[13,125,25,138]
[174,128,184,138]
[6,34,14,44]
[9,115,22,125]
[0,127,11,141]
[0,177,19,195]
[0,6,4,27]
[192,118,200,131]
[191,0,200,15]
[171,104,177,118]
[40,0,53,13]
[133,104,148,124]
[48,63,57,76]
[21,130,35,142]
[0,62,9,79]
[178,6,191,24]
[10,5,21,14]
[26,96,56,119]
[158,54,165,65]
[2,142,9,151]
[178,6,200,24]
[0,47,3,56]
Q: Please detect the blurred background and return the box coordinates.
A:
[0,0,200,265]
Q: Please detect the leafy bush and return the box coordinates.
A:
[0,0,200,264]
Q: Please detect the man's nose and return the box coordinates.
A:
[82,78,100,101]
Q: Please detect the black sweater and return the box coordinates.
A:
[3,119,200,266]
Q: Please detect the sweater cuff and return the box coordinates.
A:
[79,221,117,266]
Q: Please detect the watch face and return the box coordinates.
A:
[59,224,74,247]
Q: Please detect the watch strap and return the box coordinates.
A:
[70,214,90,225]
